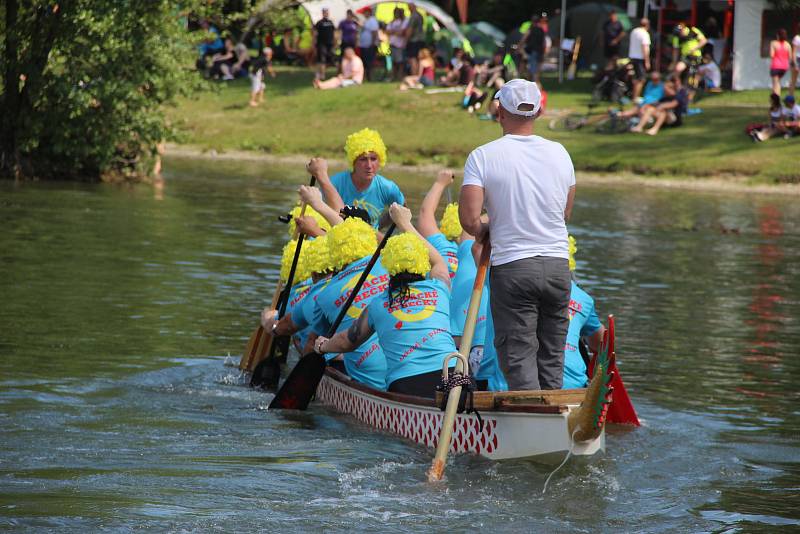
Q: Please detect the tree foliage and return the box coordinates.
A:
[1,1,204,181]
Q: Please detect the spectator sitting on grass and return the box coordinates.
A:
[783,94,800,135]
[225,43,251,79]
[696,53,722,92]
[209,38,236,80]
[399,47,436,91]
[314,47,364,90]
[438,48,464,86]
[249,47,276,107]
[631,76,689,136]
[751,93,785,141]
[440,52,475,88]
[617,70,664,123]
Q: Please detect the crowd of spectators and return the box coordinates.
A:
[193,9,798,141]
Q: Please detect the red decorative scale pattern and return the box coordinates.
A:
[317,377,499,455]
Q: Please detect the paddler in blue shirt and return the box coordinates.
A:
[307,128,405,229]
[563,236,606,389]
[314,203,458,398]
[417,169,463,280]
[306,217,389,390]
[261,234,336,353]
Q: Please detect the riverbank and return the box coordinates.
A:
[167,67,799,186]
[165,144,800,196]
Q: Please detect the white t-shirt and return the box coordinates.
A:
[793,35,800,61]
[628,27,651,60]
[388,19,407,48]
[359,16,379,48]
[463,134,576,266]
[698,61,721,88]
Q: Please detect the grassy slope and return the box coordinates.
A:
[168,68,799,183]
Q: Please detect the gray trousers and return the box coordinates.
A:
[489,256,571,390]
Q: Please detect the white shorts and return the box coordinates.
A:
[250,69,264,92]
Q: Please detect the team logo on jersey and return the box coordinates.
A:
[386,287,437,323]
[337,272,390,319]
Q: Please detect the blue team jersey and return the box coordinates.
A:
[311,255,389,390]
[291,276,332,349]
[329,171,405,228]
[284,279,311,319]
[426,233,459,279]
[563,281,603,389]
[642,82,664,106]
[449,240,488,346]
[367,278,457,387]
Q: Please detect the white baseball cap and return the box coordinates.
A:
[494,79,542,117]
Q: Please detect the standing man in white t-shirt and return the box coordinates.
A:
[628,18,652,100]
[459,79,576,391]
[359,7,380,82]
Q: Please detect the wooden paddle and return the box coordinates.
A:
[269,223,397,410]
[239,175,316,375]
[567,36,581,81]
[427,242,490,482]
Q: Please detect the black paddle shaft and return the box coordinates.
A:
[269,223,396,410]
[324,223,395,337]
[278,175,317,317]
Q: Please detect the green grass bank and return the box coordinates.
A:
[168,68,799,184]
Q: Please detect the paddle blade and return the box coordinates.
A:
[605,315,640,426]
[268,352,326,410]
[250,356,281,390]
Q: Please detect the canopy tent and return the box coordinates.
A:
[459,21,505,61]
[549,2,632,70]
[299,0,467,44]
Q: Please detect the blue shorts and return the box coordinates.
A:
[527,51,541,75]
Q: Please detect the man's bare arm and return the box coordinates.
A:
[565,185,576,222]
[418,170,454,237]
[307,157,345,212]
[459,185,488,241]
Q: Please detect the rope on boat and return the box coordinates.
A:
[436,356,483,432]
[542,427,580,495]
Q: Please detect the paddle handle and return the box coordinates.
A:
[428,242,490,482]
[325,224,396,338]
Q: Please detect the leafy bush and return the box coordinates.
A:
[0,1,204,181]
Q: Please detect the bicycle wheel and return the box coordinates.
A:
[594,115,630,134]
[549,114,587,131]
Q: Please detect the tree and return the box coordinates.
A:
[1,1,203,181]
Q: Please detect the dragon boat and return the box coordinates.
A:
[313,330,617,461]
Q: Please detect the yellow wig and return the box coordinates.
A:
[327,217,377,270]
[287,204,332,237]
[381,233,431,276]
[280,239,311,283]
[568,235,577,272]
[344,128,387,168]
[440,203,462,242]
[304,235,334,275]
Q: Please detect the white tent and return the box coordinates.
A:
[300,0,467,43]
[732,0,776,91]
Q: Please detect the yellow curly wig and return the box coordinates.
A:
[568,235,577,272]
[344,128,387,168]
[440,202,462,242]
[304,235,333,275]
[280,239,312,283]
[287,204,332,237]
[327,217,377,270]
[381,233,431,276]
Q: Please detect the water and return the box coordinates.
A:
[2,157,799,532]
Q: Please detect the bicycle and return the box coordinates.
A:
[548,103,632,134]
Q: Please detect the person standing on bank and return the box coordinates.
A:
[458,79,576,391]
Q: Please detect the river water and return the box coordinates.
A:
[1,156,799,532]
